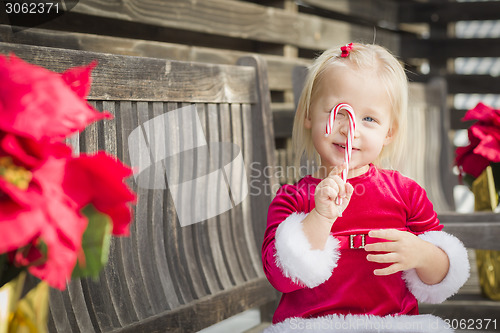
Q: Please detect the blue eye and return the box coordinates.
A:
[363,116,376,122]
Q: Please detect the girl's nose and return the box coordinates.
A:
[339,117,360,138]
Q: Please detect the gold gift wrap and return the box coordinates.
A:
[472,166,500,301]
[0,272,49,333]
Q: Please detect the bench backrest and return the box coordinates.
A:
[0,42,278,332]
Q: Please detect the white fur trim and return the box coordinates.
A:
[403,230,470,304]
[274,212,340,288]
[263,314,453,333]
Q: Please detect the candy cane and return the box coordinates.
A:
[325,103,356,208]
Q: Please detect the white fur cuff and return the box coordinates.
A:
[403,230,470,304]
[264,314,453,333]
[274,212,340,288]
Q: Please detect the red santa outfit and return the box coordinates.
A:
[262,164,469,332]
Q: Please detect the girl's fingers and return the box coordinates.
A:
[368,229,404,241]
[320,187,338,201]
[316,181,340,199]
[364,241,397,253]
[373,264,403,276]
[366,253,400,264]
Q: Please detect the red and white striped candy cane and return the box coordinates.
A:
[325,103,356,208]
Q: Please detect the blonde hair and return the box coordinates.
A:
[292,43,408,171]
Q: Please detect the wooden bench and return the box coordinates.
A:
[0,42,280,332]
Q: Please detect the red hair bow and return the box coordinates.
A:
[341,43,353,58]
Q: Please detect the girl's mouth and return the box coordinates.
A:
[334,143,358,151]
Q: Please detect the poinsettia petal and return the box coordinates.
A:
[460,151,490,178]
[462,102,495,122]
[474,135,500,163]
[28,224,81,290]
[63,152,135,235]
[61,60,97,99]
[471,124,500,142]
[32,156,87,249]
[99,204,133,236]
[0,200,44,253]
[0,54,112,141]
[0,133,72,169]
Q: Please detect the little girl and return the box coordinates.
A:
[262,43,470,332]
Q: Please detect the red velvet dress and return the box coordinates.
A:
[262,164,443,324]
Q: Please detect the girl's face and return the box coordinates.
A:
[305,65,394,178]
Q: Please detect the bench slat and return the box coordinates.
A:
[0,42,258,103]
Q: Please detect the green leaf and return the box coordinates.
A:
[72,205,112,280]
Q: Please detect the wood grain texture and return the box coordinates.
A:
[0,42,257,103]
[71,0,355,51]
[443,222,500,250]
[116,278,277,333]
[399,1,500,23]
[0,25,311,93]
[401,37,500,59]
[299,0,398,27]
[3,43,277,331]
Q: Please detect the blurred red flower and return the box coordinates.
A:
[0,55,135,290]
[456,103,500,178]
[0,55,111,141]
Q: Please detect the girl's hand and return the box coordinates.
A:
[365,229,443,277]
[314,165,354,222]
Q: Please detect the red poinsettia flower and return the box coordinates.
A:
[0,57,135,290]
[63,152,136,236]
[456,103,500,178]
[0,134,88,289]
[0,54,112,141]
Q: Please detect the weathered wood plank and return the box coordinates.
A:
[115,100,155,321]
[446,74,500,95]
[450,109,472,130]
[272,109,295,139]
[439,212,500,223]
[440,213,500,250]
[0,42,257,103]
[228,103,259,281]
[237,56,278,249]
[218,102,247,286]
[401,37,500,59]
[240,102,267,277]
[0,25,311,92]
[407,72,500,95]
[115,278,277,333]
[400,1,500,23]
[162,102,197,307]
[299,0,398,28]
[148,101,184,310]
[442,222,500,251]
[204,103,237,291]
[134,101,171,315]
[70,0,360,52]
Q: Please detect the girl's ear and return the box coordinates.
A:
[304,111,312,129]
[383,127,395,145]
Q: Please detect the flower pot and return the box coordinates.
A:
[472,166,500,301]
